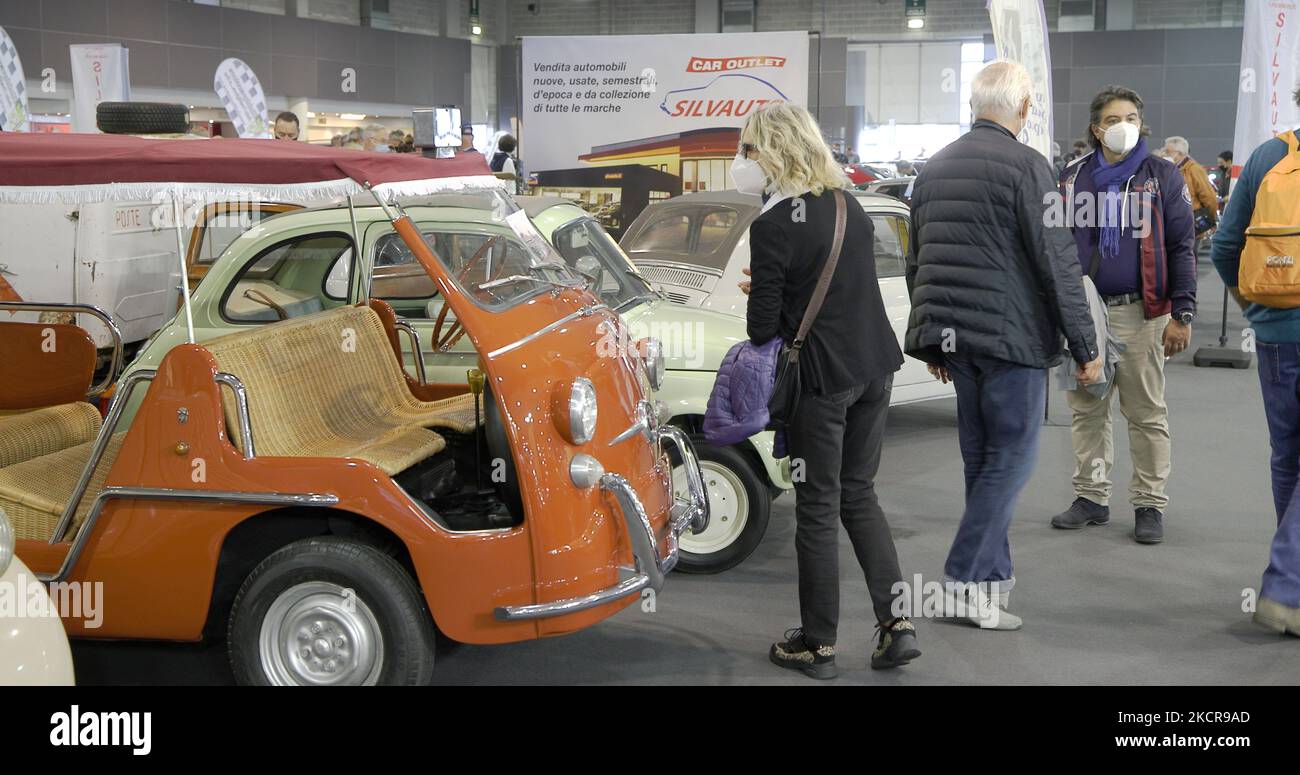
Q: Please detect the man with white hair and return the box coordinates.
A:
[1163,135,1219,240]
[905,60,1102,630]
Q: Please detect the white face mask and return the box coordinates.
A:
[731,153,767,196]
[1101,121,1140,155]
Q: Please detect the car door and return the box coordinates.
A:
[867,209,927,390]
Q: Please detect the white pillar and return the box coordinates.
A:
[695,0,720,34]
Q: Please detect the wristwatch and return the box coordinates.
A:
[1176,311,1195,325]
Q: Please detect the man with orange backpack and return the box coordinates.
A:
[1211,92,1300,637]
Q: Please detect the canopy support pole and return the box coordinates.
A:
[172,189,195,344]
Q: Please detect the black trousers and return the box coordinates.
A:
[784,374,904,646]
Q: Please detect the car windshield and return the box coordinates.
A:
[550,215,655,311]
[367,225,582,312]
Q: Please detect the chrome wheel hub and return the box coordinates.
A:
[674,459,749,555]
[258,581,383,686]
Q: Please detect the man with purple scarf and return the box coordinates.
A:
[1054,85,1198,544]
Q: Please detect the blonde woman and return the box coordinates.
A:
[735,102,920,678]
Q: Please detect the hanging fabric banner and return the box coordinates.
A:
[0,25,30,132]
[214,57,269,139]
[987,0,1054,160]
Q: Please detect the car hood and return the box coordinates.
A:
[621,298,748,372]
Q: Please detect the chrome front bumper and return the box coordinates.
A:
[493,427,709,622]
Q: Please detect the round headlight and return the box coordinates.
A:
[641,337,665,390]
[567,377,598,445]
[0,507,14,577]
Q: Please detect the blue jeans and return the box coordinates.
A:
[942,355,1046,594]
[1253,342,1300,608]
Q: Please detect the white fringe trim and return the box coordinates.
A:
[0,175,505,205]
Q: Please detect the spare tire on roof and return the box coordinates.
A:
[96,102,191,135]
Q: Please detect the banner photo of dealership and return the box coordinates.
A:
[521,31,808,236]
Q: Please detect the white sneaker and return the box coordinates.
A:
[946,585,1022,630]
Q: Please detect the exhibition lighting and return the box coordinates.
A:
[472,23,483,35]
[341,113,367,120]
[907,17,925,29]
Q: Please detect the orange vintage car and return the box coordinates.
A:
[0,146,707,684]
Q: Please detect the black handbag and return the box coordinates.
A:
[767,188,848,428]
[1193,207,1216,234]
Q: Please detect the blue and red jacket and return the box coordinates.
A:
[1060,150,1198,320]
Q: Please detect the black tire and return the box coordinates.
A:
[674,436,772,574]
[96,101,190,135]
[228,536,436,686]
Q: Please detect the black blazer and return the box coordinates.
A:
[746,188,904,395]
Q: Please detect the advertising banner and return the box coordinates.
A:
[1232,1,1300,171]
[70,44,130,133]
[214,57,269,139]
[987,0,1053,160]
[521,31,808,234]
[0,26,30,132]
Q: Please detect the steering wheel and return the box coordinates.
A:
[433,237,506,351]
[454,235,506,287]
[242,288,288,321]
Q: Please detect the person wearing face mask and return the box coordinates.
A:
[1053,85,1197,544]
[735,102,919,679]
[906,60,1101,631]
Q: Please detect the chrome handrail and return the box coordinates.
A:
[40,487,339,583]
[392,320,428,384]
[0,301,124,397]
[214,372,256,460]
[493,472,684,622]
[48,369,157,543]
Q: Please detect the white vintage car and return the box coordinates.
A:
[0,507,75,685]
[620,189,954,406]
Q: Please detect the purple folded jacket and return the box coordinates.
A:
[703,336,781,447]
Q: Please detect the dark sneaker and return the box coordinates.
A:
[769,628,837,679]
[1134,508,1164,544]
[1051,497,1110,529]
[872,618,922,670]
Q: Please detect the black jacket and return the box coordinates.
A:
[747,188,904,394]
[905,120,1098,369]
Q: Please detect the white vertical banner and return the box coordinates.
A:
[70,44,131,133]
[1232,2,1300,168]
[987,0,1053,160]
[0,26,30,132]
[214,58,269,138]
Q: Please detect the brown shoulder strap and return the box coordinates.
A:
[792,189,847,351]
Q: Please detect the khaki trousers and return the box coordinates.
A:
[1066,302,1171,510]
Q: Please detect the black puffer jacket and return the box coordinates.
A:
[905,119,1098,369]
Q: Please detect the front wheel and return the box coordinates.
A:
[228,536,436,686]
[672,437,772,574]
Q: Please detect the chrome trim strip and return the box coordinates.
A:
[0,301,124,397]
[48,369,157,543]
[40,487,339,583]
[485,303,607,360]
[392,320,428,384]
[658,425,710,534]
[214,372,256,460]
[494,472,682,622]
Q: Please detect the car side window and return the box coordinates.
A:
[222,234,351,323]
[696,209,738,254]
[629,212,691,253]
[870,214,908,278]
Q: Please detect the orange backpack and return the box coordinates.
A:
[1242,130,1300,307]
